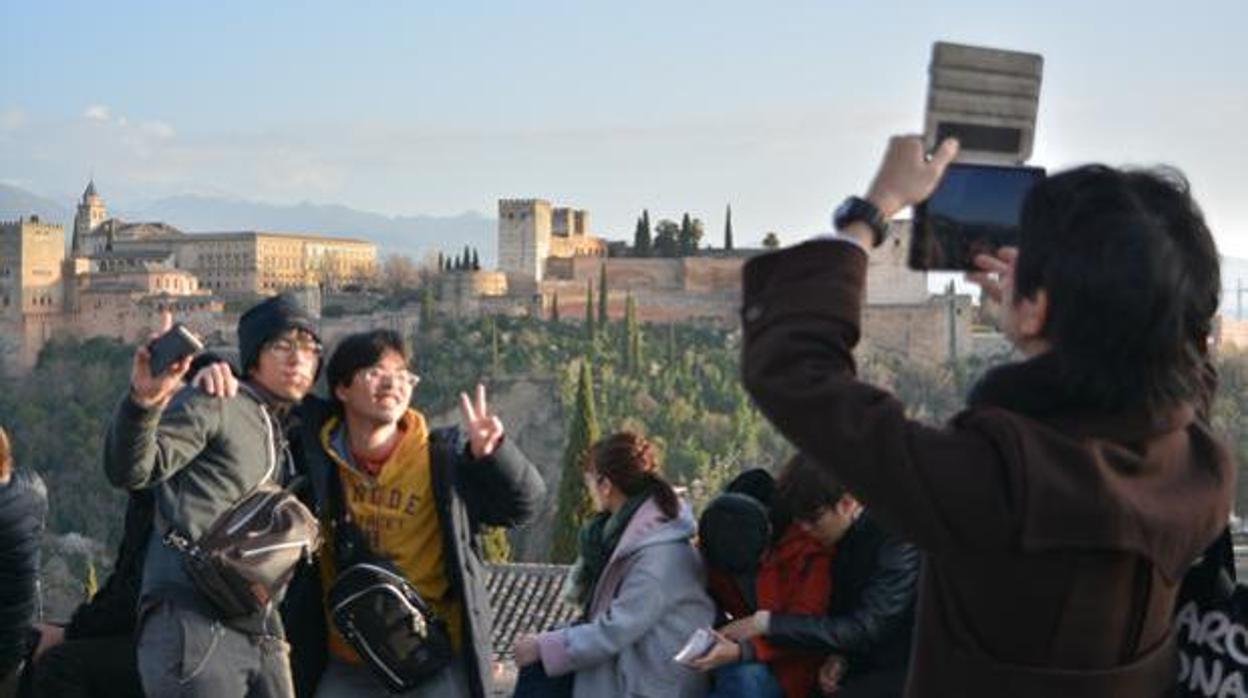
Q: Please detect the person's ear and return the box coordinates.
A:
[838,495,862,519]
[333,382,349,403]
[1015,288,1049,342]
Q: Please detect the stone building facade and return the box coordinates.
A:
[498,199,606,283]
[0,216,67,368]
[71,183,378,294]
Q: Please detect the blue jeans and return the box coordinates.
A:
[708,661,784,698]
[511,662,573,698]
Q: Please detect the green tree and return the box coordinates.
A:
[550,292,560,323]
[762,232,781,249]
[471,248,480,271]
[437,251,444,273]
[598,264,609,329]
[551,358,601,562]
[633,211,652,257]
[724,204,734,251]
[490,315,501,375]
[585,280,596,341]
[654,220,680,257]
[678,214,703,255]
[420,285,435,329]
[624,293,641,374]
[667,323,677,364]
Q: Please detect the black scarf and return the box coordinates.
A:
[566,492,651,615]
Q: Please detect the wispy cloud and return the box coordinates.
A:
[83,104,111,121]
[0,108,26,131]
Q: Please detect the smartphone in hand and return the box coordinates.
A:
[148,323,204,377]
[909,163,1044,271]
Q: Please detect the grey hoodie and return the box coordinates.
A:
[537,497,714,698]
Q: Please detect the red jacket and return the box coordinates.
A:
[755,524,834,698]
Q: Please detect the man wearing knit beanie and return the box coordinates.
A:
[238,293,322,382]
[103,294,324,698]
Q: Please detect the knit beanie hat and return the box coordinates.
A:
[698,492,771,574]
[237,293,321,375]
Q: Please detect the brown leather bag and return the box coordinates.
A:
[162,390,321,618]
[165,479,321,618]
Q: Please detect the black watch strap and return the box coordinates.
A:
[833,196,889,247]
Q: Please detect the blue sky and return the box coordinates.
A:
[2,1,1246,258]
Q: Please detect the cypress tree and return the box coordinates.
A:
[585,280,596,341]
[437,251,444,273]
[551,358,600,562]
[550,291,560,323]
[471,248,480,271]
[679,213,693,255]
[490,315,501,375]
[724,204,734,251]
[462,245,471,271]
[420,285,434,329]
[634,210,653,257]
[598,263,609,328]
[625,293,641,374]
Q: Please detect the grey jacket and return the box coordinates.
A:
[537,498,714,698]
[105,385,283,631]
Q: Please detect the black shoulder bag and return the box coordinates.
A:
[1175,528,1248,697]
[324,441,453,693]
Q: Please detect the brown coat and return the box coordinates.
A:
[740,240,1234,698]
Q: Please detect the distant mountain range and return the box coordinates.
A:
[0,183,496,266]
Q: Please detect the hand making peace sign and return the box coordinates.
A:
[459,383,505,459]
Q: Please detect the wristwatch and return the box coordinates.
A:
[833,196,889,247]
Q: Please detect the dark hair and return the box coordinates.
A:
[1013,165,1220,412]
[584,432,679,519]
[771,453,847,536]
[0,425,11,480]
[326,330,409,403]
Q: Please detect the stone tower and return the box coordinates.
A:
[72,179,107,254]
[498,199,552,281]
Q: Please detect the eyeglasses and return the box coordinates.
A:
[264,337,323,359]
[358,367,420,388]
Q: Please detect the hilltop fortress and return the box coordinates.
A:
[433,198,979,365]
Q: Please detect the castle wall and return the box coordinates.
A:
[862,294,974,365]
[866,221,930,305]
[681,257,745,294]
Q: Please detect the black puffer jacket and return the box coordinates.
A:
[766,514,918,694]
[284,396,547,698]
[63,490,154,640]
[0,469,48,677]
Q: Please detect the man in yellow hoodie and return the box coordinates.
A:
[312,329,545,698]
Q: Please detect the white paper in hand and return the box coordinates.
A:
[673,628,716,665]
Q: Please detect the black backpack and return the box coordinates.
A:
[323,435,454,693]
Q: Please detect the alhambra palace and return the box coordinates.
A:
[8,181,1240,374]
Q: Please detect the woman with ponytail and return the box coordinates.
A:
[512,432,714,698]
